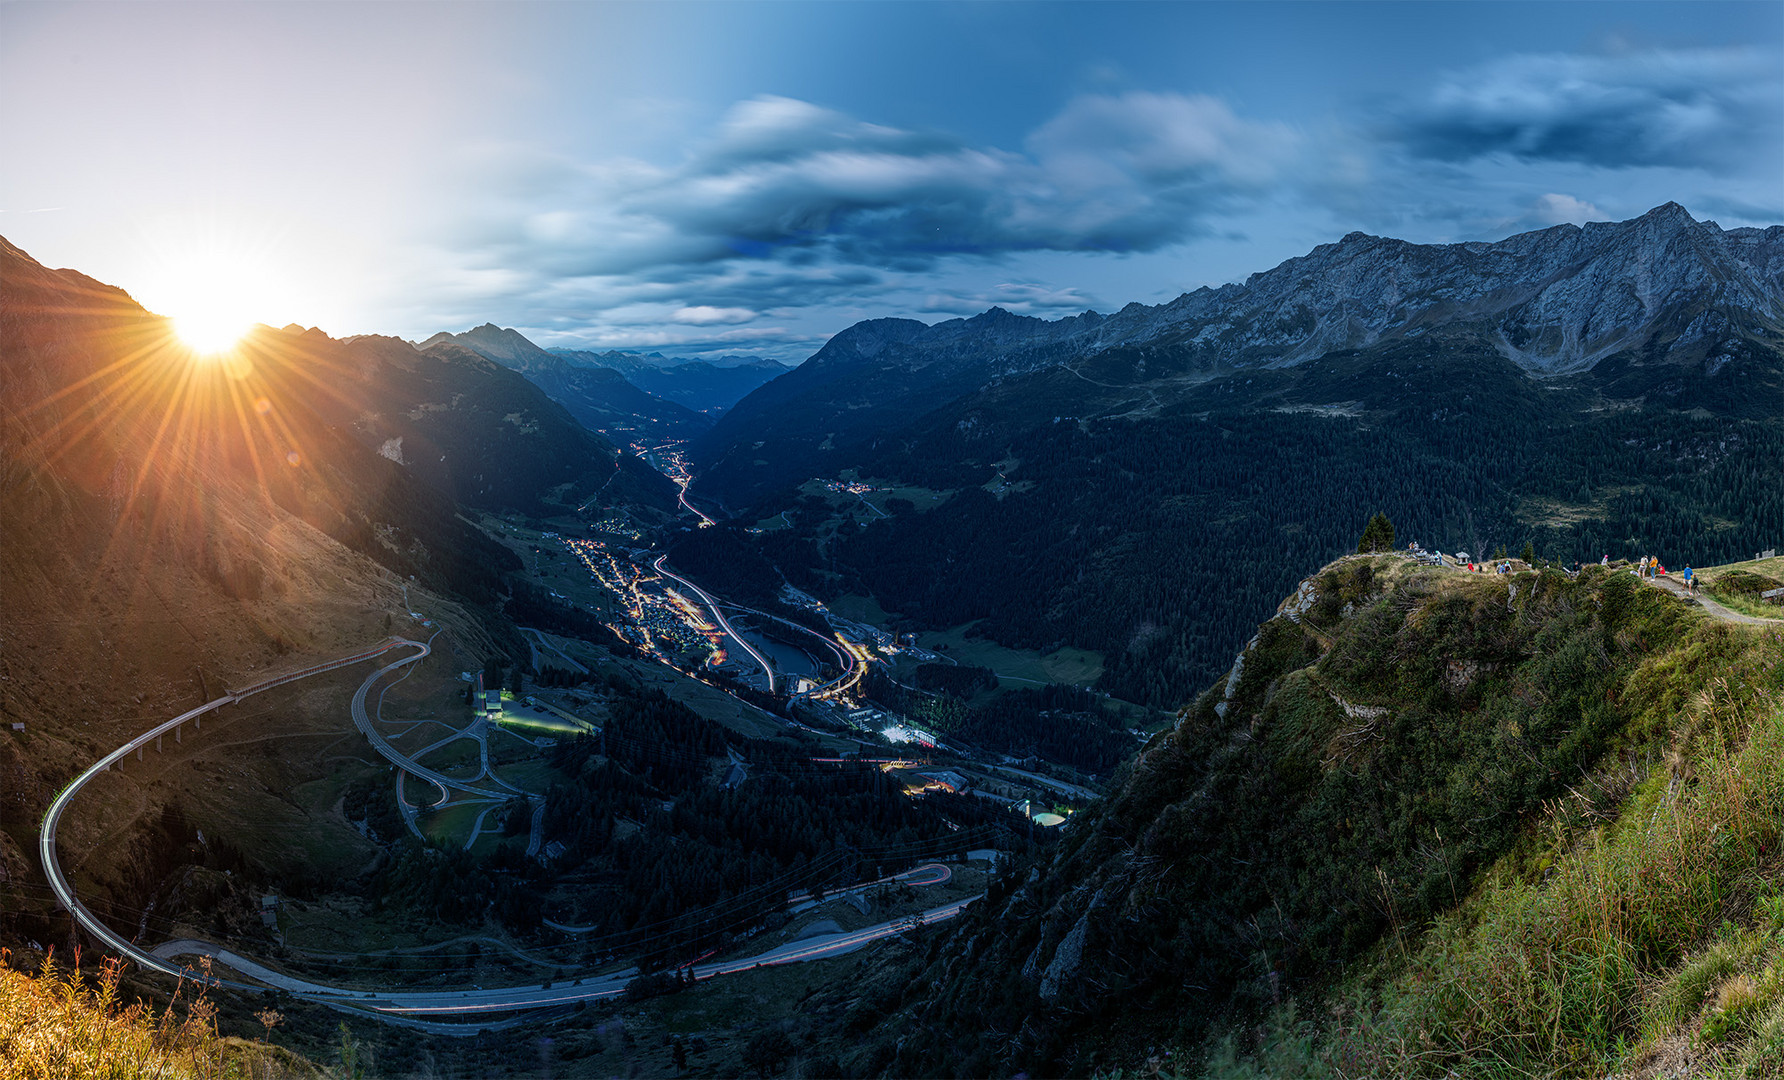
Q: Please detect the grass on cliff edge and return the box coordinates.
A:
[1192,591,1784,1079]
[0,949,320,1080]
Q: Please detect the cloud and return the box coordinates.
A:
[427,91,1302,354]
[697,96,961,173]
[1693,194,1784,227]
[528,323,798,352]
[1395,47,1779,170]
[1527,193,1607,226]
[431,56,1779,358]
[672,305,757,325]
[919,281,1104,318]
[460,91,1297,282]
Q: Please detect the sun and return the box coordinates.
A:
[139,230,281,356]
[174,305,252,355]
[162,262,257,355]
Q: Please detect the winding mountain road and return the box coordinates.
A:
[154,892,979,1028]
[521,626,589,675]
[347,636,513,800]
[38,642,412,995]
[42,634,976,1033]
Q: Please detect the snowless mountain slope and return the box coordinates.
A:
[693,203,1783,503]
[422,324,712,442]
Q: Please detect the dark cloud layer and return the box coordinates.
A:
[445,46,1777,357]
[470,92,1295,283]
[1396,47,1779,169]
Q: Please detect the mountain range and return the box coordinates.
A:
[420,324,714,445]
[421,324,791,445]
[692,203,1784,706]
[695,202,1783,503]
[549,348,791,416]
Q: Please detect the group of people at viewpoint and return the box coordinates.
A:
[1407,542,1521,575]
[1603,553,1697,595]
[1408,543,1699,595]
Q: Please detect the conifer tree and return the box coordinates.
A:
[1357,512,1396,553]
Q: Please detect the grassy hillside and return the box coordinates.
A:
[849,555,1784,1077]
[1202,573,1784,1077]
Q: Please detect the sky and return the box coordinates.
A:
[3,1,1780,361]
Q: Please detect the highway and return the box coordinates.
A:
[652,554,776,692]
[696,895,974,972]
[38,641,411,993]
[728,603,852,671]
[986,763,1101,802]
[786,861,950,913]
[679,485,717,527]
[802,633,872,700]
[155,892,981,1025]
[653,448,717,528]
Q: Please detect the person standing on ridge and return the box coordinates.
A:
[1683,564,1695,595]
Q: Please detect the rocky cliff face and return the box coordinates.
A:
[1079,201,1784,375]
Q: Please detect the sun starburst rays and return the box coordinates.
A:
[9,309,366,613]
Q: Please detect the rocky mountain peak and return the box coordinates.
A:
[1054,203,1782,375]
[1644,200,1694,225]
[810,317,929,364]
[423,323,566,374]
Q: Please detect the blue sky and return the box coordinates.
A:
[3,1,1779,360]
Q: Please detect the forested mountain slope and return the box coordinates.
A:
[845,555,1784,1078]
[232,327,676,518]
[694,205,1784,707]
[623,356,792,414]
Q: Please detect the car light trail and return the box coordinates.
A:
[653,555,774,691]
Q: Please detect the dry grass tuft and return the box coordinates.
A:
[0,948,319,1080]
